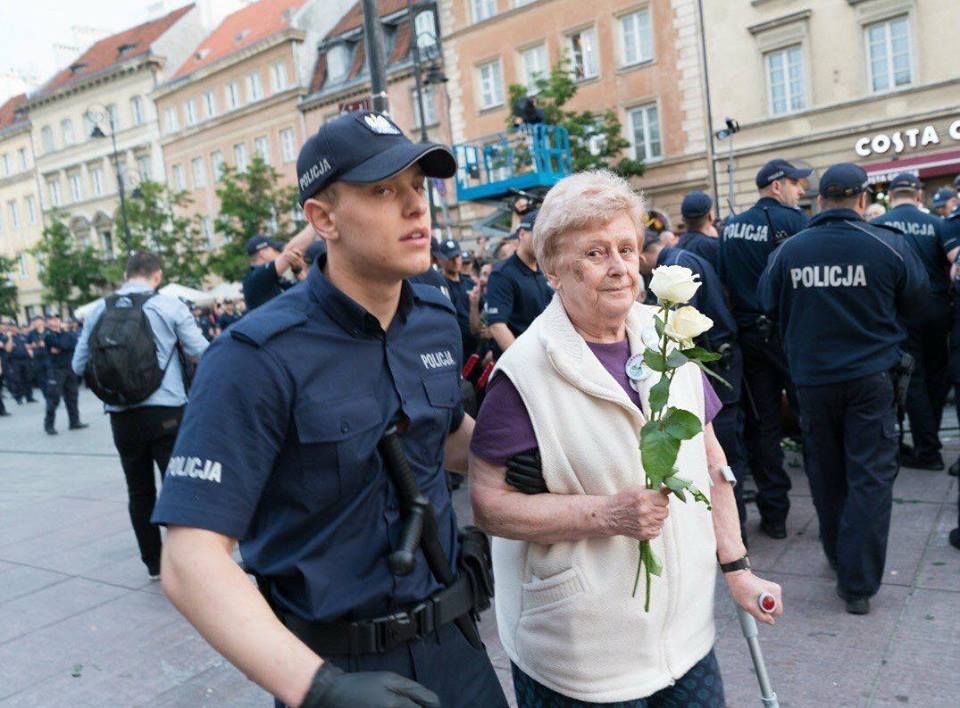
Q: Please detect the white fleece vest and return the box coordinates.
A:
[492,296,717,703]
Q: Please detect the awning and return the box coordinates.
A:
[864,148,960,184]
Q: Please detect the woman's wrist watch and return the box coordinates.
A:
[718,554,751,573]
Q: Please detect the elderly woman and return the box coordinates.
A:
[469,170,783,707]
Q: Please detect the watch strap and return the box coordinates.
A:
[719,555,751,573]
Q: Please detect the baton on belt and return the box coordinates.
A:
[737,593,780,708]
[378,425,483,649]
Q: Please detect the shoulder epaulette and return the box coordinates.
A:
[412,283,456,315]
[230,307,308,347]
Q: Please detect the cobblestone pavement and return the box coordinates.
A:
[0,389,957,707]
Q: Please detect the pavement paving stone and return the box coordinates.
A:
[0,563,71,604]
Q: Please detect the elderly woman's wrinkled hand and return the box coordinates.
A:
[725,571,784,626]
[606,486,671,541]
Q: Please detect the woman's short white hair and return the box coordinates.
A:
[533,169,646,273]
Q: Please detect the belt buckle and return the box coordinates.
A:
[374,610,417,651]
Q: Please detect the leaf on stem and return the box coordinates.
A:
[654,314,666,338]
[680,346,722,363]
[662,407,702,441]
[640,423,680,486]
[642,541,663,576]
[648,376,671,415]
[644,349,667,372]
[666,350,689,368]
[665,475,712,510]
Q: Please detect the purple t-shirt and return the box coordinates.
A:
[470,339,722,465]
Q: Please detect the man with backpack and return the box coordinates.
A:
[72,252,209,579]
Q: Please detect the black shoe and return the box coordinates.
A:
[948,459,960,478]
[900,451,944,471]
[44,426,58,435]
[949,528,960,551]
[68,422,89,430]
[760,519,787,539]
[836,586,870,614]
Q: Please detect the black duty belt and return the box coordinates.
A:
[283,570,478,656]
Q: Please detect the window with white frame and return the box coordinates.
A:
[515,0,536,6]
[18,254,28,278]
[270,61,288,93]
[137,155,152,181]
[172,164,185,190]
[477,59,504,109]
[620,8,653,67]
[568,27,599,80]
[25,195,36,224]
[91,167,104,196]
[412,85,438,128]
[185,99,198,126]
[766,45,806,115]
[280,128,296,163]
[628,103,662,162]
[520,43,548,94]
[201,216,214,248]
[234,143,248,171]
[211,150,225,181]
[192,157,206,188]
[247,72,263,102]
[0,153,8,177]
[9,201,19,229]
[471,0,496,23]
[41,126,54,153]
[106,103,119,130]
[68,174,82,202]
[164,107,179,133]
[326,44,351,82]
[48,179,61,206]
[226,81,240,109]
[18,147,28,171]
[255,136,270,164]
[866,15,912,93]
[61,118,75,146]
[131,96,144,125]
[203,90,217,118]
[415,10,437,49]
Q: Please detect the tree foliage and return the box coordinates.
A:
[506,60,646,178]
[209,156,304,282]
[30,211,107,311]
[0,255,19,318]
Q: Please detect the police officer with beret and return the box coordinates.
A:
[484,208,552,354]
[718,158,810,539]
[436,238,477,360]
[759,163,927,614]
[677,190,720,268]
[871,172,954,469]
[152,111,507,708]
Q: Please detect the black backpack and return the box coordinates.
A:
[84,292,172,406]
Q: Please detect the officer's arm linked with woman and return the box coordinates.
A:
[469,170,782,707]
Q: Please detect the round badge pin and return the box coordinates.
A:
[625,354,652,382]
[641,326,660,349]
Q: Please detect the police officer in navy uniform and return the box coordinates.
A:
[435,239,476,361]
[930,187,956,217]
[242,228,315,312]
[943,198,960,477]
[718,158,811,539]
[871,172,954,469]
[484,208,552,354]
[9,324,36,404]
[27,316,48,394]
[759,163,927,614]
[677,190,720,269]
[640,232,748,540]
[0,322,12,416]
[42,314,87,435]
[152,111,507,708]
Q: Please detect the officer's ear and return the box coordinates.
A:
[304,188,339,242]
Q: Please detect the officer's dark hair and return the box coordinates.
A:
[685,214,710,232]
[125,251,163,279]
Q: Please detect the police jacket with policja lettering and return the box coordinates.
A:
[871,203,952,296]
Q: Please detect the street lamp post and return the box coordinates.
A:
[86,105,133,257]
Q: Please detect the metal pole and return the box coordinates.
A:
[109,114,132,257]
[737,607,780,707]
[408,1,437,230]
[362,0,390,114]
[696,0,721,218]
[727,137,736,217]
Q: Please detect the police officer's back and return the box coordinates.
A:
[676,191,720,269]
[152,112,506,708]
[758,163,927,614]
[41,315,87,434]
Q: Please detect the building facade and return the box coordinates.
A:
[439,0,710,227]
[702,0,960,215]
[153,0,354,248]
[300,0,459,235]
[0,95,44,319]
[23,4,204,258]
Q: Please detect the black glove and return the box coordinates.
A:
[505,448,547,494]
[300,663,439,708]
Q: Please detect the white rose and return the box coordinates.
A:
[664,306,713,348]
[649,265,701,304]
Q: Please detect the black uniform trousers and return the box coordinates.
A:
[288,620,508,708]
[903,294,950,460]
[709,344,747,530]
[109,406,184,570]
[43,367,80,429]
[0,365,7,414]
[738,325,793,525]
[10,359,35,402]
[796,371,899,599]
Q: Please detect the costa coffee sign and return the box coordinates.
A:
[855,118,960,157]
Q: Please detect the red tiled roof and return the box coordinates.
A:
[38,5,195,96]
[173,0,305,79]
[328,0,408,38]
[0,94,27,130]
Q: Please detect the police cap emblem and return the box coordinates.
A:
[362,113,402,135]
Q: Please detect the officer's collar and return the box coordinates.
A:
[307,255,415,337]
[510,252,539,275]
[808,208,864,227]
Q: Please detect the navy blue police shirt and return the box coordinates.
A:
[242,261,295,311]
[871,203,951,296]
[939,207,960,262]
[27,330,47,365]
[444,274,477,360]
[718,197,808,327]
[409,266,451,299]
[657,247,736,347]
[44,330,79,369]
[152,261,465,623]
[758,208,928,386]
[11,333,31,360]
[483,252,552,337]
[676,230,720,270]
